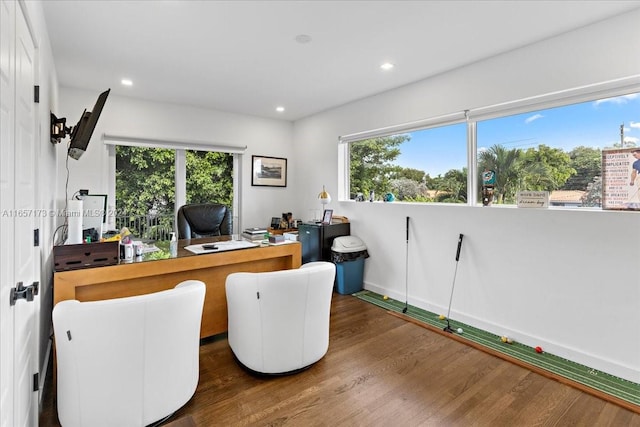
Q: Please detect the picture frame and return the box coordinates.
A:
[321,209,333,224]
[270,217,280,229]
[252,155,287,187]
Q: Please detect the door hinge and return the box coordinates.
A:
[10,282,39,306]
[33,373,39,392]
[34,85,39,103]
[34,228,39,247]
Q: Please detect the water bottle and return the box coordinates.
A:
[169,232,178,257]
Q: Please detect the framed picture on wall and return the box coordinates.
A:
[252,155,287,187]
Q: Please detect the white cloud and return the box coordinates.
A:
[593,93,639,106]
[525,113,543,124]
[625,136,639,144]
[630,121,640,129]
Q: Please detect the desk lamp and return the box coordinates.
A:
[318,185,331,220]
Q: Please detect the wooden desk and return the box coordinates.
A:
[53,238,301,338]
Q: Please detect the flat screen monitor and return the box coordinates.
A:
[80,194,107,238]
[68,89,110,160]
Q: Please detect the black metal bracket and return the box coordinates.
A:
[10,281,39,306]
[50,112,70,144]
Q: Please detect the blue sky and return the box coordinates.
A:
[395,93,640,177]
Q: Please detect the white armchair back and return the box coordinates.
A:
[225,261,336,374]
[53,280,206,427]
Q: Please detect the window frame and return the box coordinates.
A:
[340,75,640,207]
[106,134,245,230]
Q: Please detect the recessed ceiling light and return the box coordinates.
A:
[121,79,133,86]
[294,34,312,44]
[276,106,285,113]
[380,62,395,71]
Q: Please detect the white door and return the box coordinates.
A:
[0,0,17,425]
[14,3,37,425]
[0,1,38,426]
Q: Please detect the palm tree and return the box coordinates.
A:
[435,168,467,203]
[478,144,523,203]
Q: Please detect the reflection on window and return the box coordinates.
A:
[349,123,467,203]
[477,92,638,207]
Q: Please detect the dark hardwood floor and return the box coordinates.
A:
[40,293,640,426]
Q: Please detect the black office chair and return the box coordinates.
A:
[177,203,232,239]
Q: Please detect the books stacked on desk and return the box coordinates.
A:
[242,227,267,241]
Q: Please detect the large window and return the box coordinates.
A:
[115,146,233,240]
[349,123,467,203]
[347,88,639,208]
[477,93,639,207]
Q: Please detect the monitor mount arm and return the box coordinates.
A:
[50,112,72,144]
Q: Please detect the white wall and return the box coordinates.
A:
[56,89,294,230]
[292,9,640,382]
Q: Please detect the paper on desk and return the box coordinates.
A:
[184,240,259,254]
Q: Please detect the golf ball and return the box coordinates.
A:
[457,328,463,334]
[438,314,446,320]
[383,295,389,300]
[535,346,543,354]
[501,336,508,343]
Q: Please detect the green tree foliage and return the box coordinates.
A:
[564,146,602,190]
[437,168,468,203]
[423,174,438,191]
[186,151,233,206]
[521,144,576,190]
[391,167,426,183]
[476,144,577,203]
[116,146,175,218]
[116,146,233,239]
[350,135,408,198]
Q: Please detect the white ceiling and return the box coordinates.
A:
[42,1,640,122]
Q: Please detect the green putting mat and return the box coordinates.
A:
[353,290,640,410]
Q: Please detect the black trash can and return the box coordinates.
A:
[331,236,368,294]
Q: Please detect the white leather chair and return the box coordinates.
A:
[225,261,336,374]
[52,280,206,427]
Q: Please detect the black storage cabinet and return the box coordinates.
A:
[298,222,350,264]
